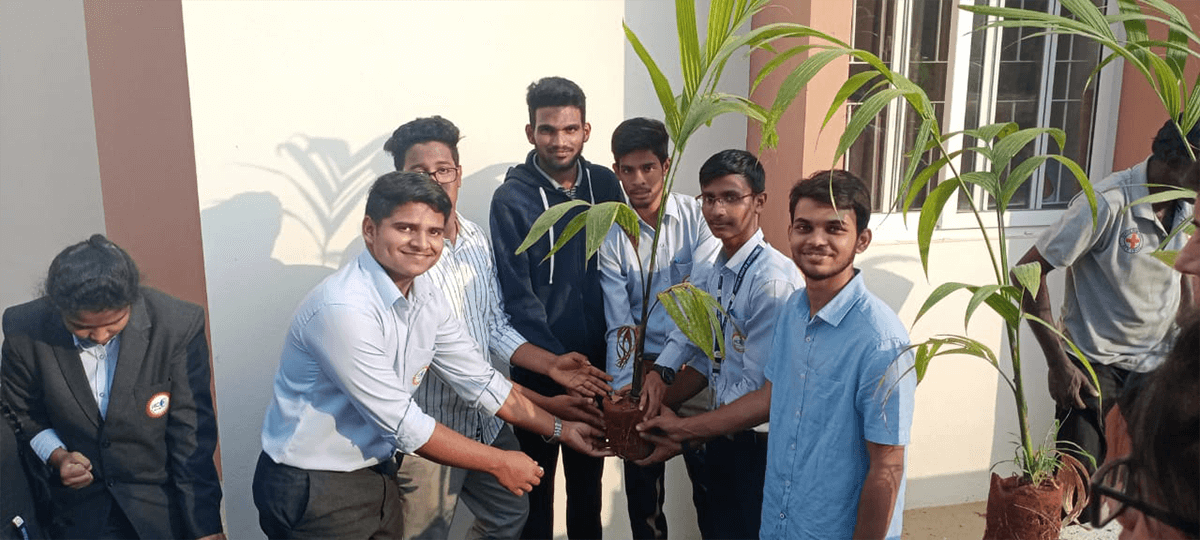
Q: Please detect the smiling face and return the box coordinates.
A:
[614,149,669,221]
[526,105,590,177]
[63,307,131,345]
[701,173,764,256]
[362,201,446,294]
[788,196,871,286]
[402,141,461,209]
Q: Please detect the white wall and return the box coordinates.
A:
[0,0,105,334]
[183,2,746,537]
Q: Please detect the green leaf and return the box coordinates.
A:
[676,0,703,99]
[581,202,633,261]
[766,48,853,138]
[992,127,1064,174]
[546,212,589,262]
[914,282,974,324]
[658,283,723,362]
[834,87,909,168]
[965,285,1004,331]
[916,179,961,275]
[1012,261,1042,298]
[822,69,886,128]
[624,22,680,138]
[1123,186,1196,212]
[1151,250,1179,267]
[704,0,736,66]
[1024,314,1101,400]
[680,93,768,146]
[515,200,589,255]
[612,202,641,246]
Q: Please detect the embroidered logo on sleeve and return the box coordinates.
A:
[1120,228,1143,254]
[146,392,170,418]
[412,366,428,386]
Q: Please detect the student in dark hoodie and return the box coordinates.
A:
[490,76,624,539]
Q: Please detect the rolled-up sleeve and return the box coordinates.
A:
[305,304,437,454]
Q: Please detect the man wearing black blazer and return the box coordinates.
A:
[1,235,224,540]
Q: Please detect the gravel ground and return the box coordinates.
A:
[1060,521,1122,539]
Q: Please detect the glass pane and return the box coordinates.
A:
[846,104,889,212]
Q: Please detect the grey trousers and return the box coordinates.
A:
[395,424,529,539]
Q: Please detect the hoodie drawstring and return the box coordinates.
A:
[538,187,554,285]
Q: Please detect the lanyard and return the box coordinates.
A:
[712,244,764,373]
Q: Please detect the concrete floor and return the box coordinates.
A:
[902,501,1121,540]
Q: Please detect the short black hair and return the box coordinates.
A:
[383,116,462,171]
[365,171,452,223]
[44,234,141,316]
[789,170,872,234]
[612,117,669,164]
[1151,118,1200,167]
[526,77,586,126]
[698,149,766,194]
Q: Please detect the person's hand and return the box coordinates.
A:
[489,449,544,496]
[634,406,693,465]
[560,420,615,458]
[542,394,604,430]
[49,448,93,489]
[1048,362,1098,410]
[196,534,227,540]
[639,370,668,422]
[548,352,613,398]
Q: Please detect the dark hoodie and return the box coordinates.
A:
[490,150,624,396]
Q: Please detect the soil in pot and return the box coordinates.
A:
[602,395,653,461]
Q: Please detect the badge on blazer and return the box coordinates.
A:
[1120,227,1144,254]
[413,366,428,386]
[731,332,746,354]
[146,392,170,418]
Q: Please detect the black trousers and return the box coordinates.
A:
[514,426,604,539]
[252,451,404,540]
[1055,359,1135,473]
[683,431,768,540]
[623,460,667,539]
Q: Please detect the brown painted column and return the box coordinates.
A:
[748,1,854,247]
[1112,2,1200,170]
[82,0,218,470]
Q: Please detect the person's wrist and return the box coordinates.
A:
[47,447,67,469]
[542,417,562,444]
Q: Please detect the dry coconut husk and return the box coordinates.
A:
[982,454,1090,540]
[602,395,653,461]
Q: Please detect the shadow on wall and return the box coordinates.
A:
[201,191,335,539]
[240,134,392,266]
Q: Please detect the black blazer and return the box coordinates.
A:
[1,288,223,539]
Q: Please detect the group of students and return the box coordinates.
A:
[0,74,1196,540]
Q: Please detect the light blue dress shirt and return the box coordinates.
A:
[760,270,915,540]
[260,249,512,472]
[655,230,800,422]
[598,193,719,388]
[417,214,526,445]
[30,334,122,462]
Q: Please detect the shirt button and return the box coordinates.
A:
[106,479,115,487]
[99,392,106,397]
[791,444,796,450]
[780,512,786,519]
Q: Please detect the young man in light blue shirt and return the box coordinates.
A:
[597,118,718,539]
[636,149,800,539]
[253,172,608,539]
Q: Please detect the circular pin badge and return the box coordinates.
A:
[412,366,428,386]
[146,392,170,418]
[731,332,746,353]
[1120,227,1144,254]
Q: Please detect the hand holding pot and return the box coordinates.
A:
[542,394,605,430]
[560,420,614,458]
[639,370,668,422]
[548,352,613,397]
[635,406,700,465]
[489,449,544,496]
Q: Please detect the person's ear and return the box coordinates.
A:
[582,122,591,143]
[525,124,535,145]
[362,215,376,248]
[856,228,872,253]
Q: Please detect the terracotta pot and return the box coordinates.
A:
[982,455,1089,540]
[602,395,652,461]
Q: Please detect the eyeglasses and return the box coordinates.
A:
[696,193,755,208]
[417,166,460,185]
[1089,457,1200,536]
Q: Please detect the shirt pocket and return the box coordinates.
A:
[670,253,695,284]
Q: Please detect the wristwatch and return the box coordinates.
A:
[651,364,676,385]
[542,416,562,444]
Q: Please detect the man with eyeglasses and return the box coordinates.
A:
[382,116,613,539]
[596,118,719,539]
[636,149,800,539]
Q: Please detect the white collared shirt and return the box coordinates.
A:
[656,230,801,418]
[260,250,512,471]
[415,214,526,444]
